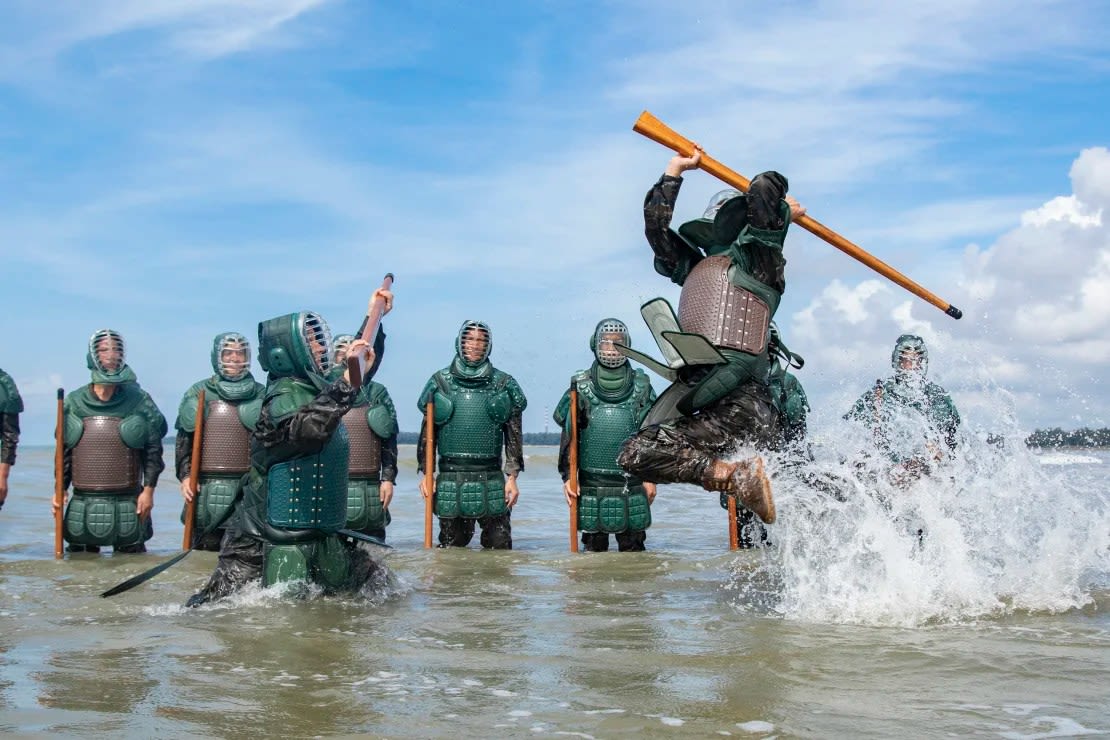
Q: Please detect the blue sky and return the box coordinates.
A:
[2,0,1109,445]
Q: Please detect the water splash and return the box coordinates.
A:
[728,411,1110,627]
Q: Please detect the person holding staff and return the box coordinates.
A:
[554,319,657,552]
[54,329,167,554]
[0,368,23,513]
[417,320,527,549]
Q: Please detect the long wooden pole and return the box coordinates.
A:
[632,111,963,320]
[53,389,65,559]
[423,401,435,549]
[348,273,395,391]
[567,385,580,554]
[727,495,739,551]
[182,389,205,550]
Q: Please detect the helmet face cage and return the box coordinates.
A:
[216,333,251,381]
[332,334,354,368]
[892,334,928,376]
[703,188,742,219]
[89,329,126,374]
[456,321,492,366]
[593,319,630,368]
[301,312,334,375]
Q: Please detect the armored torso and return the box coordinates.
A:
[677,254,769,355]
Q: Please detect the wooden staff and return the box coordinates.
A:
[567,385,580,554]
[182,389,205,550]
[53,388,64,559]
[347,273,395,391]
[727,495,739,551]
[423,400,435,549]
[633,111,963,320]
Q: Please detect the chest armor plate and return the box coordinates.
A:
[200,399,252,475]
[438,385,503,459]
[678,254,769,354]
[342,404,382,477]
[579,398,640,477]
[72,416,140,491]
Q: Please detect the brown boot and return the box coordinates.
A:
[701,457,776,524]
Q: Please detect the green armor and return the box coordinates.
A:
[435,470,507,519]
[64,493,148,547]
[266,425,350,532]
[556,361,656,534]
[433,371,513,463]
[0,369,23,414]
[263,536,351,589]
[346,478,391,531]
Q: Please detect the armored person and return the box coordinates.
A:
[330,334,398,542]
[187,312,386,606]
[54,330,167,553]
[554,319,657,552]
[845,334,960,484]
[175,333,265,550]
[617,148,807,526]
[417,320,527,549]
[0,369,23,512]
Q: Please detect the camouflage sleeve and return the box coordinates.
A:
[936,391,961,449]
[503,410,525,476]
[644,174,701,285]
[381,431,399,483]
[554,388,572,481]
[256,379,358,463]
[415,375,438,473]
[844,387,878,422]
[364,325,386,382]
[0,413,19,465]
[175,431,193,481]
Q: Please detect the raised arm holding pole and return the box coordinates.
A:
[632,111,963,320]
[348,273,394,392]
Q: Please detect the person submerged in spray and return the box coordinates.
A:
[186,305,391,607]
[0,368,23,513]
[617,147,806,528]
[845,334,960,487]
[329,333,398,543]
[54,330,168,554]
[174,333,266,551]
[554,319,657,552]
[417,320,527,549]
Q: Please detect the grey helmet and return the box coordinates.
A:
[211,332,251,382]
[590,318,630,369]
[258,311,334,380]
[87,329,126,377]
[456,320,492,367]
[891,334,928,377]
[703,188,742,219]
[332,334,355,369]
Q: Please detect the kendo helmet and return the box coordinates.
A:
[590,318,630,369]
[258,312,334,380]
[211,332,252,382]
[456,320,492,367]
[703,188,743,219]
[86,329,126,378]
[891,334,928,376]
[332,334,355,368]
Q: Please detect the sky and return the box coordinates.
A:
[1,0,1108,445]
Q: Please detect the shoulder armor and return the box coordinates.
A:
[0,371,23,414]
[238,395,264,430]
[366,383,399,438]
[119,412,151,449]
[175,381,205,433]
[267,378,317,422]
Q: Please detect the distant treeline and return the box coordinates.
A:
[1025,427,1110,448]
[397,431,561,445]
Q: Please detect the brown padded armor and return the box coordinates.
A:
[342,405,381,477]
[199,400,252,475]
[677,254,769,355]
[71,416,140,491]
